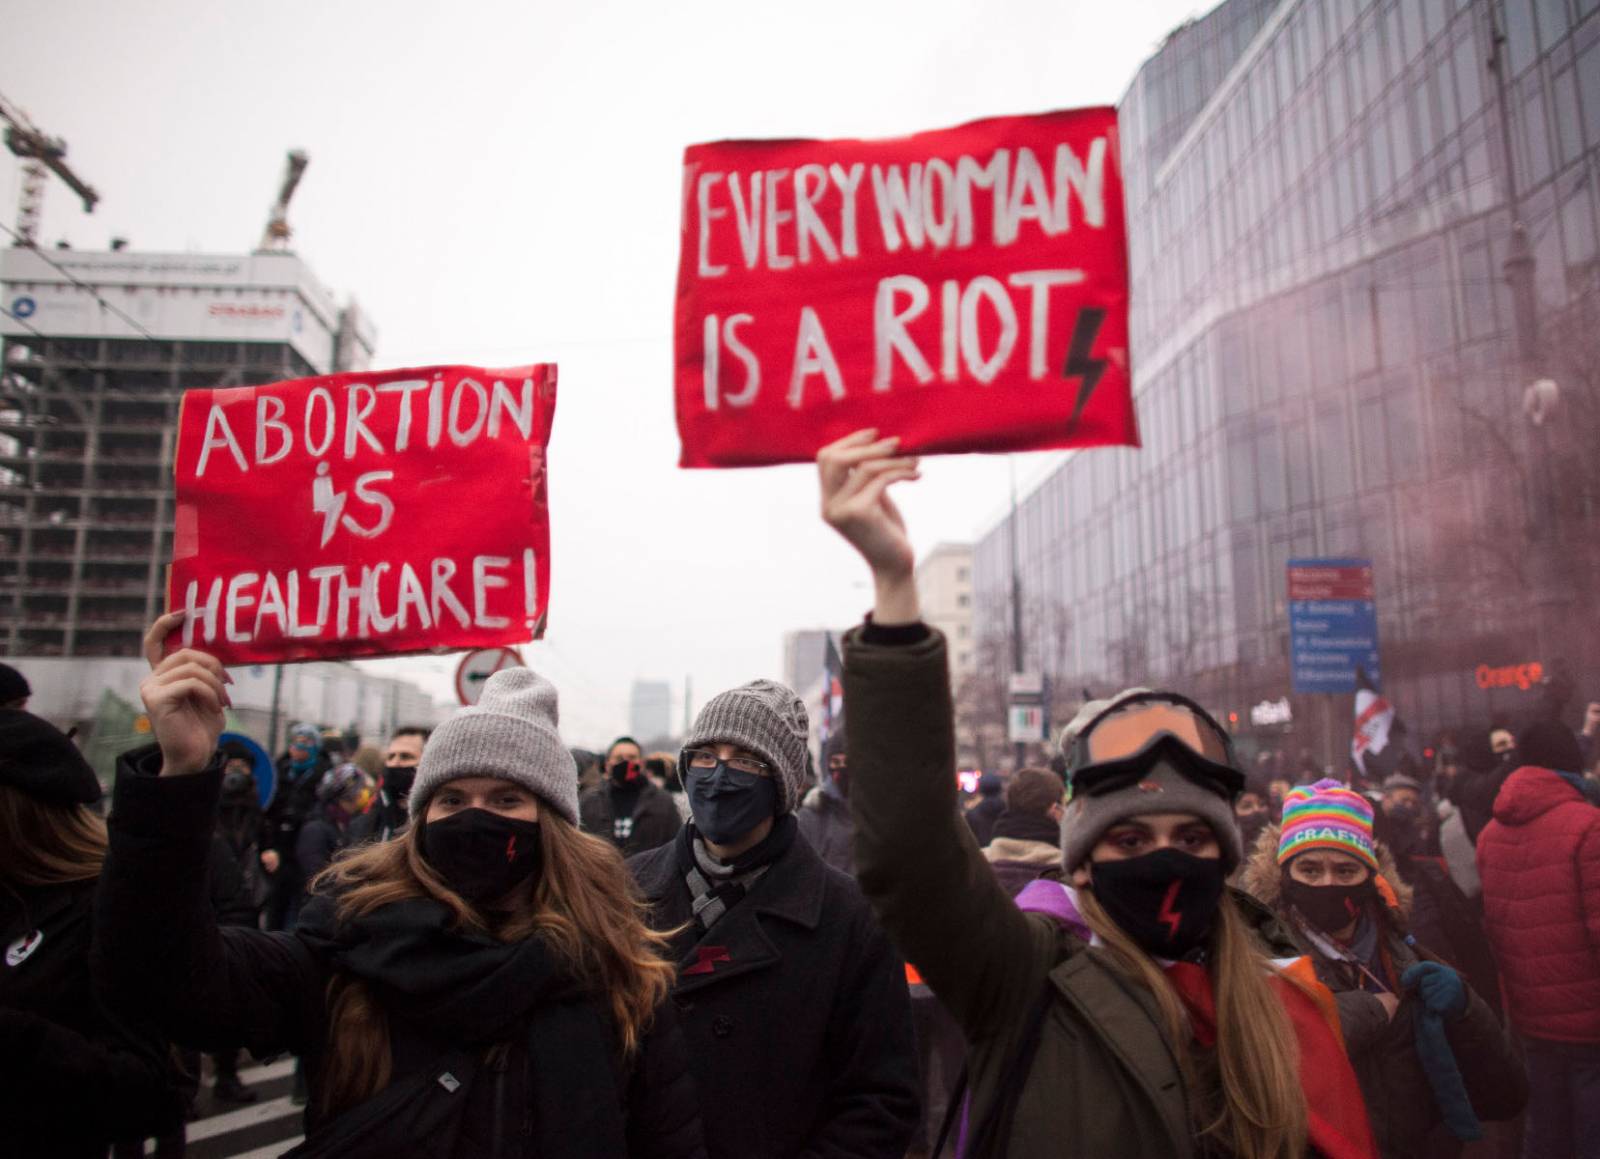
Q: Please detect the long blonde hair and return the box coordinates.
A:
[0,783,106,888]
[1077,887,1308,1159]
[311,807,676,1114]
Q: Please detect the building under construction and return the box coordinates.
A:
[0,246,375,657]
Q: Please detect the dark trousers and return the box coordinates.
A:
[1523,1037,1600,1159]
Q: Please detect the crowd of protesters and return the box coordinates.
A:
[0,431,1597,1158]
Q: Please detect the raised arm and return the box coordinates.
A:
[819,432,1058,1035]
[92,614,324,1057]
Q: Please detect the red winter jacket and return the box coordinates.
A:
[1477,766,1600,1043]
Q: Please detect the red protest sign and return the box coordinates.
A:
[674,107,1134,468]
[166,364,556,666]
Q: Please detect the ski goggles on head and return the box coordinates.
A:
[1065,693,1244,801]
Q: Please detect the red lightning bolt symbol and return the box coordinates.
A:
[506,836,517,864]
[1157,880,1183,941]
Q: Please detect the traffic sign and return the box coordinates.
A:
[1288,558,1381,694]
[455,647,525,705]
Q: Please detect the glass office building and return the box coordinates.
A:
[974,0,1600,759]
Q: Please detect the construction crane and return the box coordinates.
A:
[258,150,309,253]
[0,91,99,247]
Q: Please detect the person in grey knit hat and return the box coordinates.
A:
[625,677,920,1159]
[410,667,579,823]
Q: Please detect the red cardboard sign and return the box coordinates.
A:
[166,364,556,665]
[675,107,1134,468]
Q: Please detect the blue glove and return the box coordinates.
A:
[1403,961,1468,1017]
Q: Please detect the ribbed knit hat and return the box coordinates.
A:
[1057,688,1244,872]
[1277,778,1377,871]
[683,680,809,814]
[409,668,579,824]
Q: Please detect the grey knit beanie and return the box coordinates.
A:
[409,668,579,824]
[682,679,810,814]
[1057,688,1244,873]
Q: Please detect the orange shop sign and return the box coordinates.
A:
[1475,661,1543,691]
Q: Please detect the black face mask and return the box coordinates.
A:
[419,808,543,906]
[1089,848,1226,959]
[610,759,642,787]
[1282,876,1375,934]
[686,763,778,845]
[383,765,417,801]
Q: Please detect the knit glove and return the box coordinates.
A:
[1401,962,1481,1141]
[1403,961,1468,1018]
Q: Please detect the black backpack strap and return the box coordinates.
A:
[933,986,1053,1158]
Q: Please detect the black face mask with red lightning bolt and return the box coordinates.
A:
[1089,848,1228,960]
[419,807,544,907]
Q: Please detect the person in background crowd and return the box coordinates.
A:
[981,766,1064,897]
[1376,774,1440,858]
[1266,770,1296,816]
[208,742,270,1107]
[1430,746,1482,901]
[797,729,853,874]
[1372,776,1501,1008]
[345,726,430,846]
[581,736,683,857]
[0,708,185,1156]
[1477,720,1600,1159]
[263,721,332,931]
[319,727,348,766]
[1234,770,1275,861]
[646,752,692,823]
[0,662,29,710]
[349,743,384,783]
[627,680,919,1159]
[1452,728,1519,846]
[1243,779,1525,1158]
[821,430,1378,1159]
[1579,702,1600,772]
[295,764,376,907]
[96,616,707,1159]
[1490,727,1516,759]
[962,771,1004,847]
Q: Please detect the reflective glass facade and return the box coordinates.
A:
[975,0,1600,755]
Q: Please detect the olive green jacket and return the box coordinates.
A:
[844,626,1298,1159]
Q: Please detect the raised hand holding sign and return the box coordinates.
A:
[141,611,228,777]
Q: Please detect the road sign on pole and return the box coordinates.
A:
[1288,558,1380,694]
[455,647,525,706]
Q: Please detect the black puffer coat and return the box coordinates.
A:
[95,747,705,1159]
[2,876,184,1158]
[629,825,920,1159]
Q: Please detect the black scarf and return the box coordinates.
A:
[296,895,627,1158]
[988,809,1061,847]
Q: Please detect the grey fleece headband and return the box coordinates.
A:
[1059,763,1245,873]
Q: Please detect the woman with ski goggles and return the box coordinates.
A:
[818,429,1379,1159]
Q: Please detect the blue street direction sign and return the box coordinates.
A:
[1287,558,1380,694]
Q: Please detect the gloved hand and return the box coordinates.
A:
[1403,961,1467,1018]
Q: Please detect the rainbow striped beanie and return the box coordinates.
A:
[1276,778,1378,870]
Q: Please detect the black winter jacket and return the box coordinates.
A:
[95,747,706,1159]
[629,826,920,1159]
[581,781,683,858]
[2,877,184,1158]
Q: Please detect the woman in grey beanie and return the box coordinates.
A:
[93,615,707,1159]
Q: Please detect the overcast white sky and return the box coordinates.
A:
[4,0,1206,747]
